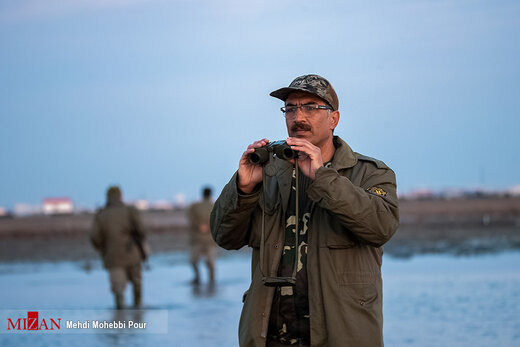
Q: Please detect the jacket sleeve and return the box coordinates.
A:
[210,172,261,250]
[90,212,105,253]
[306,164,399,247]
[187,204,196,229]
[129,207,147,241]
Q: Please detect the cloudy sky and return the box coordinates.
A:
[1,0,519,209]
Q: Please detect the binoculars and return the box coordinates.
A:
[250,140,301,287]
[248,140,297,165]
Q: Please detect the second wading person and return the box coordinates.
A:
[188,186,217,285]
[211,74,399,346]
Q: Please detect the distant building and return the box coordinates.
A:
[0,207,6,217]
[406,188,435,200]
[42,197,74,215]
[133,200,150,211]
[175,193,187,208]
[151,200,174,210]
[14,203,42,217]
[509,185,520,196]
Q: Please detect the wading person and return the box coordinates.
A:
[188,186,217,285]
[210,74,399,346]
[91,186,147,309]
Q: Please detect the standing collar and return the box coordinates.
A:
[106,200,124,207]
[330,136,357,170]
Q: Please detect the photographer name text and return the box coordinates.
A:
[66,320,147,329]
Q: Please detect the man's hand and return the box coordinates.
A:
[199,223,210,233]
[286,137,323,179]
[238,138,269,194]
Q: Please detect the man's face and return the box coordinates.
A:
[284,91,339,147]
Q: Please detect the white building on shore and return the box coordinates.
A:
[42,197,74,215]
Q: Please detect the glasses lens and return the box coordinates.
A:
[282,104,327,117]
[285,106,297,115]
[303,105,317,113]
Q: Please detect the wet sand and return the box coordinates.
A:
[0,210,190,263]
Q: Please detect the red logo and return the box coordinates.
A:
[7,311,61,331]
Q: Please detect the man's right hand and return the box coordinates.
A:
[237,138,269,194]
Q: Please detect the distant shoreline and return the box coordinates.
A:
[0,197,519,263]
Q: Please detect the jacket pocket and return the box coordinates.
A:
[342,282,378,309]
[326,233,356,248]
[336,271,376,285]
[258,191,280,215]
[335,271,378,308]
[248,206,283,249]
[258,176,280,215]
[327,245,379,308]
[248,210,263,248]
[324,213,357,248]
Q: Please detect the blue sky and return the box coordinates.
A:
[1,0,519,209]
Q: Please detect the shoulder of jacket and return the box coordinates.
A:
[126,205,139,214]
[189,202,201,209]
[93,208,106,221]
[355,152,389,170]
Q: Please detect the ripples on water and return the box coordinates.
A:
[0,251,519,346]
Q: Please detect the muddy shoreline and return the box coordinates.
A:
[1,197,519,262]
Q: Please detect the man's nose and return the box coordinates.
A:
[294,106,306,121]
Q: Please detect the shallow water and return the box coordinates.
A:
[0,250,519,346]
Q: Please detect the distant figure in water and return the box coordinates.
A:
[188,186,217,285]
[90,186,148,309]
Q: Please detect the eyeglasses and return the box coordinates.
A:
[281,104,332,117]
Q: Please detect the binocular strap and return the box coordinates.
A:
[260,155,299,286]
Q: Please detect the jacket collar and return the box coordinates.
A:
[106,199,124,207]
[271,156,293,216]
[331,136,358,170]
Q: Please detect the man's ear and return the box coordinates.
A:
[330,111,340,130]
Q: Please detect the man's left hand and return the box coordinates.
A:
[286,137,323,179]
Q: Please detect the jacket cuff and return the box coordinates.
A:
[231,173,261,208]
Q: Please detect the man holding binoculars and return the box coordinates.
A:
[211,74,399,347]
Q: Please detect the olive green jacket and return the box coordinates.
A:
[188,198,217,247]
[210,136,399,347]
[90,201,147,268]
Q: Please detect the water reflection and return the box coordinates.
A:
[0,252,519,347]
[192,282,217,298]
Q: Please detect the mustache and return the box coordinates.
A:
[291,122,312,132]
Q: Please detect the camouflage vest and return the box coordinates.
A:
[268,162,332,344]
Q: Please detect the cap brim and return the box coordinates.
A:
[269,87,313,101]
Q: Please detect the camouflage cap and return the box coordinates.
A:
[270,74,339,111]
